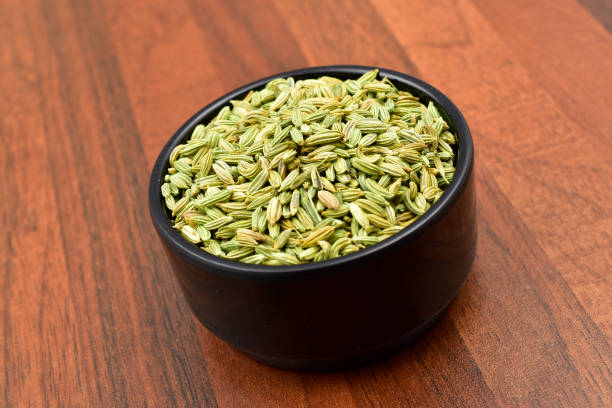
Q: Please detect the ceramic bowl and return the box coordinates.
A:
[149,66,476,371]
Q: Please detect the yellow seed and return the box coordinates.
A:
[301,225,336,248]
[320,177,336,192]
[317,190,340,210]
[267,197,282,225]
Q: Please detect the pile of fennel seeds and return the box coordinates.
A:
[161,69,456,265]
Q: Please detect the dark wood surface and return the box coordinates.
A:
[2,0,611,406]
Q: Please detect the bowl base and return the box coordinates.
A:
[236,309,445,372]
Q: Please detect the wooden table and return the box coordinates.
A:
[2,0,611,406]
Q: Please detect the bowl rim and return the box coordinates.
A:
[149,65,473,280]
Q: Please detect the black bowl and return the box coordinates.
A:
[149,66,476,371]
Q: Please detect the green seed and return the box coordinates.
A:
[349,203,370,229]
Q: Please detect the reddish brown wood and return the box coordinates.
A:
[1,0,610,406]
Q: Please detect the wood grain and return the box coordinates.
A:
[1,0,610,406]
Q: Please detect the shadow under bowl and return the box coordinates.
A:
[149,65,476,372]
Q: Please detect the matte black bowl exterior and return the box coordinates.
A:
[149,66,476,371]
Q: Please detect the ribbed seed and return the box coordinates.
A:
[274,229,293,249]
[318,190,340,210]
[349,203,370,228]
[212,160,234,185]
[181,225,201,244]
[300,189,322,224]
[267,197,282,225]
[247,169,268,194]
[301,225,336,248]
